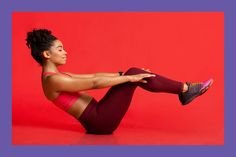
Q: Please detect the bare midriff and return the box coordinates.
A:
[66,93,93,119]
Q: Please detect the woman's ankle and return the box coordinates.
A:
[182,83,188,93]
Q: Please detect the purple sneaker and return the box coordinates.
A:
[179,78,214,105]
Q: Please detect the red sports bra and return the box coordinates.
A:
[42,71,82,111]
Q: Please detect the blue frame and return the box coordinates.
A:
[1,0,234,157]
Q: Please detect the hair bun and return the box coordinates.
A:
[26,29,53,48]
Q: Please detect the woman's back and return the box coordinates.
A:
[41,72,94,119]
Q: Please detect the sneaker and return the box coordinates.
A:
[179,78,214,105]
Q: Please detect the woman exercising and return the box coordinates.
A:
[26,29,213,134]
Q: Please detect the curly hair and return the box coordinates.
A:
[26,28,57,66]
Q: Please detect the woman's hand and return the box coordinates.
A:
[127,73,156,83]
[141,68,152,73]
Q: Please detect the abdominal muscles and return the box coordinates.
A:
[66,93,93,119]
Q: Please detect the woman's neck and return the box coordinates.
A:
[42,62,59,73]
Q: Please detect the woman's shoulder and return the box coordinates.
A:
[45,73,67,82]
[59,72,72,77]
[43,72,71,81]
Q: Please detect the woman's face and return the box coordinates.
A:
[47,40,67,65]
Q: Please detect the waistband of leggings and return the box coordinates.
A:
[78,98,97,122]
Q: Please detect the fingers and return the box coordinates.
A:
[142,80,148,83]
[139,73,156,83]
[138,79,148,83]
[142,73,156,77]
[141,68,151,72]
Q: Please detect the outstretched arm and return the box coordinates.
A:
[63,72,121,78]
[46,72,155,92]
[95,72,121,77]
[46,74,130,92]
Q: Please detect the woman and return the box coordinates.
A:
[26,28,213,134]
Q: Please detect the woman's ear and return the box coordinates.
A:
[42,51,51,59]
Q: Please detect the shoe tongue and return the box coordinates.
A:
[188,82,199,86]
[189,82,202,93]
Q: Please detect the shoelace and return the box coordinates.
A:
[186,82,202,93]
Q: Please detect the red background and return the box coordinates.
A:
[12,12,224,144]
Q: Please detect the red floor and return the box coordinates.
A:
[12,89,224,145]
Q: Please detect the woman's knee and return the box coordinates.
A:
[124,67,147,75]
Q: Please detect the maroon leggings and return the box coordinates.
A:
[78,67,183,134]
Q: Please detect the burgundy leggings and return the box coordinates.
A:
[78,67,183,134]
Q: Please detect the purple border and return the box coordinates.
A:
[1,0,235,157]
